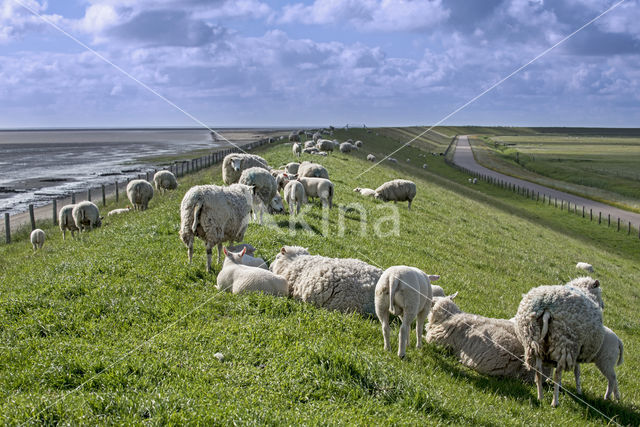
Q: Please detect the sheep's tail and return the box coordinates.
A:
[540,311,551,342]
[388,275,399,315]
[617,339,624,366]
[191,199,204,233]
[523,310,551,369]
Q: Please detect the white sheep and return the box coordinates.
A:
[374,179,417,210]
[297,162,329,179]
[387,157,398,164]
[367,154,376,162]
[227,243,257,256]
[574,326,623,401]
[340,142,357,153]
[58,204,79,240]
[238,167,277,225]
[422,164,427,169]
[222,153,269,185]
[304,140,316,149]
[267,193,286,215]
[153,170,178,194]
[431,284,445,297]
[30,228,45,250]
[353,187,376,197]
[355,140,363,148]
[374,266,439,358]
[285,162,300,174]
[72,201,103,232]
[316,139,334,152]
[126,179,154,211]
[298,177,334,209]
[217,247,287,295]
[315,151,328,157]
[576,262,594,273]
[107,207,131,216]
[473,178,478,184]
[284,180,306,215]
[292,142,302,158]
[406,158,411,163]
[179,184,253,273]
[312,132,321,142]
[270,246,382,314]
[514,276,605,407]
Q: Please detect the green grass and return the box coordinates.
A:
[1,133,639,425]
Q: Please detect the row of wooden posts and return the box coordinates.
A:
[3,139,271,244]
[444,158,640,240]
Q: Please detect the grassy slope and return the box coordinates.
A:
[1,133,639,425]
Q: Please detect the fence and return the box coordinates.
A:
[444,157,640,240]
[2,137,273,244]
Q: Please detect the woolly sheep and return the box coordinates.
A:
[316,139,334,152]
[217,247,287,295]
[426,294,541,382]
[431,284,445,297]
[72,201,103,232]
[58,204,79,240]
[288,132,300,142]
[514,276,605,407]
[374,179,417,210]
[292,142,302,157]
[153,170,178,194]
[576,262,594,273]
[367,154,376,162]
[285,162,300,174]
[353,187,376,197]
[375,266,439,358]
[387,157,398,164]
[312,132,321,142]
[303,148,319,154]
[227,243,257,257]
[298,177,334,209]
[179,184,253,273]
[267,193,286,215]
[315,151,328,157]
[30,229,45,251]
[304,140,316,149]
[422,164,427,169]
[340,142,357,153]
[126,179,154,211]
[297,162,329,179]
[355,140,363,148]
[238,167,277,224]
[222,153,270,185]
[473,178,478,184]
[270,246,382,314]
[574,326,623,401]
[107,207,131,216]
[284,180,306,215]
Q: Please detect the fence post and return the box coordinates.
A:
[87,188,91,202]
[582,206,584,218]
[146,171,150,181]
[629,221,631,235]
[599,212,601,224]
[53,200,58,225]
[5,213,10,244]
[29,204,36,230]
[115,181,119,202]
[608,214,610,227]
[590,209,592,221]
[617,217,620,231]
[102,184,106,207]
[72,193,76,204]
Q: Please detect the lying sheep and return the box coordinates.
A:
[387,157,398,164]
[576,262,594,273]
[298,177,334,209]
[340,142,357,153]
[179,184,253,273]
[30,229,45,251]
[304,140,316,149]
[316,139,334,152]
[285,162,300,174]
[238,167,277,224]
[514,276,605,407]
[126,179,154,211]
[315,151,328,157]
[367,154,376,162]
[153,170,178,194]
[426,294,540,382]
[353,187,376,197]
[217,247,287,295]
[222,153,270,185]
[107,207,131,216]
[58,204,79,240]
[270,246,382,314]
[292,142,302,158]
[375,266,439,358]
[297,162,329,179]
[284,180,306,215]
[303,147,319,154]
[72,201,103,232]
[574,326,623,401]
[374,179,417,210]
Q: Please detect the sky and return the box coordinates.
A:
[0,0,639,128]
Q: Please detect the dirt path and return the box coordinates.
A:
[452,135,640,228]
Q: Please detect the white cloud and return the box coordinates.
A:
[0,0,64,43]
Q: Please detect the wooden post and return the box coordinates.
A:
[582,206,584,218]
[87,188,91,202]
[102,184,106,206]
[115,181,119,202]
[599,212,601,224]
[555,198,557,208]
[608,214,610,227]
[146,171,150,181]
[590,208,592,221]
[29,204,36,230]
[629,221,631,235]
[5,213,10,244]
[72,193,76,204]
[53,200,58,225]
[617,217,620,231]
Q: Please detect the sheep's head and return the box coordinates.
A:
[428,292,460,325]
[231,158,243,171]
[223,246,246,264]
[95,216,103,227]
[269,194,285,214]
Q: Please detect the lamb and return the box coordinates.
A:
[514,276,605,407]
[107,207,131,216]
[316,139,334,152]
[270,246,382,315]
[222,153,270,185]
[353,187,376,197]
[216,247,287,296]
[58,204,79,239]
[126,179,154,211]
[72,201,103,232]
[292,142,302,157]
[374,179,417,210]
[574,326,623,401]
[284,180,306,215]
[298,177,334,209]
[238,167,277,224]
[374,266,439,358]
[426,294,540,382]
[30,229,45,250]
[153,170,178,194]
[576,262,594,273]
[367,154,376,162]
[355,140,363,148]
[340,142,357,153]
[179,184,253,273]
[285,162,300,174]
[226,243,257,256]
[297,162,329,179]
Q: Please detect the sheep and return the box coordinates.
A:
[315,151,328,157]
[126,179,154,211]
[72,201,103,232]
[387,157,398,164]
[304,140,316,149]
[316,139,334,152]
[312,132,321,142]
[297,162,329,179]
[153,170,178,194]
[514,276,605,407]
[576,262,594,273]
[473,178,478,184]
[222,153,269,185]
[374,179,417,210]
[267,193,286,215]
[298,177,334,209]
[179,184,253,273]
[270,246,382,314]
[574,326,623,401]
[285,162,300,174]
[284,180,306,215]
[107,207,131,216]
[227,243,257,257]
[340,142,357,153]
[406,158,411,163]
[292,142,302,157]
[374,266,439,358]
[30,229,45,251]
[431,284,445,297]
[238,167,277,225]
[367,154,376,162]
[216,247,288,296]
[353,187,376,197]
[288,132,300,142]
[422,164,427,169]
[58,204,79,240]
[355,140,363,148]
[426,294,542,382]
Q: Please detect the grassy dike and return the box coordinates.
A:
[1,135,639,425]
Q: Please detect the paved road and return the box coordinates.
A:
[452,135,640,229]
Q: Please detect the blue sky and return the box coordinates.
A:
[0,0,639,128]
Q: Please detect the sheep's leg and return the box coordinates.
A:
[536,358,544,401]
[574,364,582,395]
[62,229,66,240]
[552,367,562,407]
[32,243,36,251]
[598,363,619,400]
[380,314,391,352]
[398,317,411,358]
[415,308,428,349]
[187,242,193,263]
[217,243,223,264]
[408,200,412,210]
[206,246,213,273]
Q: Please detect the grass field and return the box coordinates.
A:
[1,131,639,425]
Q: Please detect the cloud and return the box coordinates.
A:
[0,0,64,43]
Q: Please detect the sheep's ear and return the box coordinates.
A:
[241,247,246,256]
[223,247,228,256]
[449,291,458,300]
[592,279,600,288]
[428,275,440,282]
[280,247,287,254]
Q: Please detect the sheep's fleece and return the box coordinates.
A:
[222,153,269,185]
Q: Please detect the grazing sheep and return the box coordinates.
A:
[406,158,411,163]
[126,179,154,211]
[238,167,278,224]
[576,262,594,273]
[284,180,306,215]
[288,132,300,142]
[514,276,605,407]
[367,154,376,162]
[316,139,334,152]
[222,153,270,185]
[297,162,329,179]
[355,140,363,148]
[374,179,417,210]
[179,184,253,273]
[292,142,302,157]
[473,178,478,184]
[270,246,382,314]
[468,178,473,183]
[387,157,398,164]
[298,177,334,209]
[72,201,103,232]
[375,266,439,358]
[285,162,300,174]
[227,243,257,257]
[353,187,376,197]
[30,229,45,250]
[216,247,287,295]
[426,294,540,382]
[107,207,131,216]
[58,204,79,240]
[153,170,178,194]
[340,142,357,153]
[267,193,286,215]
[574,326,623,401]
[422,164,427,169]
